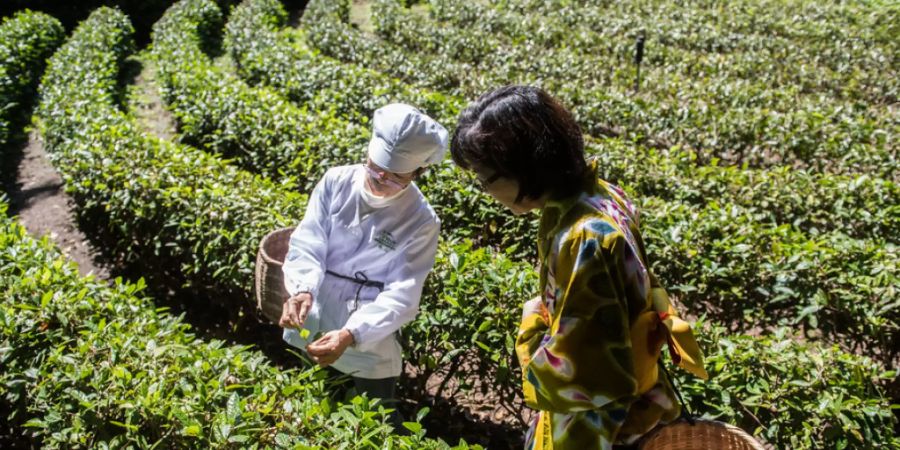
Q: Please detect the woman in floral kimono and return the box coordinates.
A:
[450,86,707,449]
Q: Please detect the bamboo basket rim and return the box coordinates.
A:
[257,227,295,266]
[638,418,766,450]
[254,227,295,324]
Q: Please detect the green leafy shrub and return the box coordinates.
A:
[0,10,64,148]
[39,3,306,303]
[300,0,465,95]
[223,0,900,361]
[232,0,898,244]
[306,0,898,178]
[151,0,370,193]
[227,0,463,126]
[28,5,477,448]
[0,199,474,449]
[681,325,898,449]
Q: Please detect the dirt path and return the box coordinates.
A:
[6,130,111,279]
[129,55,176,141]
[2,55,174,281]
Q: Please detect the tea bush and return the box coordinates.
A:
[222,0,899,362]
[306,0,898,178]
[0,10,64,148]
[226,0,463,126]
[682,324,897,449]
[38,3,307,305]
[299,0,466,95]
[151,0,370,193]
[0,199,474,449]
[232,0,897,244]
[371,0,898,177]
[29,5,477,448]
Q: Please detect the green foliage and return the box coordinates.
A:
[0,200,470,449]
[26,5,476,448]
[682,325,899,449]
[227,0,462,127]
[638,196,899,361]
[309,0,898,178]
[151,0,370,193]
[301,0,464,94]
[410,242,538,409]
[8,1,893,448]
[0,9,64,148]
[39,4,306,301]
[591,139,899,244]
[225,0,900,363]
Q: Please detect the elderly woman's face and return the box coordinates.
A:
[365,159,418,197]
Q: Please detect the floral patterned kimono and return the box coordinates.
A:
[516,163,707,449]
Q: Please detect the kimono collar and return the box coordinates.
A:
[536,159,602,259]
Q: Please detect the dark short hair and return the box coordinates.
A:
[450,85,587,202]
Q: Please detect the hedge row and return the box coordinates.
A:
[30,7,474,448]
[233,0,898,244]
[428,0,897,106]
[0,10,65,148]
[221,0,900,361]
[145,3,900,446]
[38,6,306,305]
[18,2,896,448]
[590,140,899,244]
[680,324,897,449]
[5,190,894,449]
[298,0,467,96]
[0,200,454,449]
[495,0,898,62]
[637,196,899,362]
[304,0,898,178]
[226,0,463,126]
[150,0,371,194]
[307,0,898,178]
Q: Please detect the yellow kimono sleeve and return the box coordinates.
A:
[518,228,639,413]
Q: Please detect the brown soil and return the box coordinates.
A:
[6,129,111,280]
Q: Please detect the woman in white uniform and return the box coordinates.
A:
[279,103,447,417]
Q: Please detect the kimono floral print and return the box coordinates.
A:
[516,162,707,449]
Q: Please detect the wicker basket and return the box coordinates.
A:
[254,227,295,324]
[639,419,766,450]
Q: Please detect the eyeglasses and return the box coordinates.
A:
[475,172,502,191]
[364,164,411,190]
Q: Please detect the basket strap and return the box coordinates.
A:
[658,359,696,425]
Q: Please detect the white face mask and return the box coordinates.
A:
[360,176,407,208]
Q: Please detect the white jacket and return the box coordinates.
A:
[282,164,440,379]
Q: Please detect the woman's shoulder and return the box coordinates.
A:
[323,164,362,182]
[553,194,640,253]
[405,183,441,230]
[315,164,364,196]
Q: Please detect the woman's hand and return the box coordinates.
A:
[279,292,313,329]
[306,329,355,367]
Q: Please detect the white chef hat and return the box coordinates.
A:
[367,103,449,173]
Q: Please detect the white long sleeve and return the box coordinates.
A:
[343,220,440,352]
[280,164,442,378]
[282,176,332,298]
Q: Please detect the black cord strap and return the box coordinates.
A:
[658,359,696,425]
[325,270,385,313]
